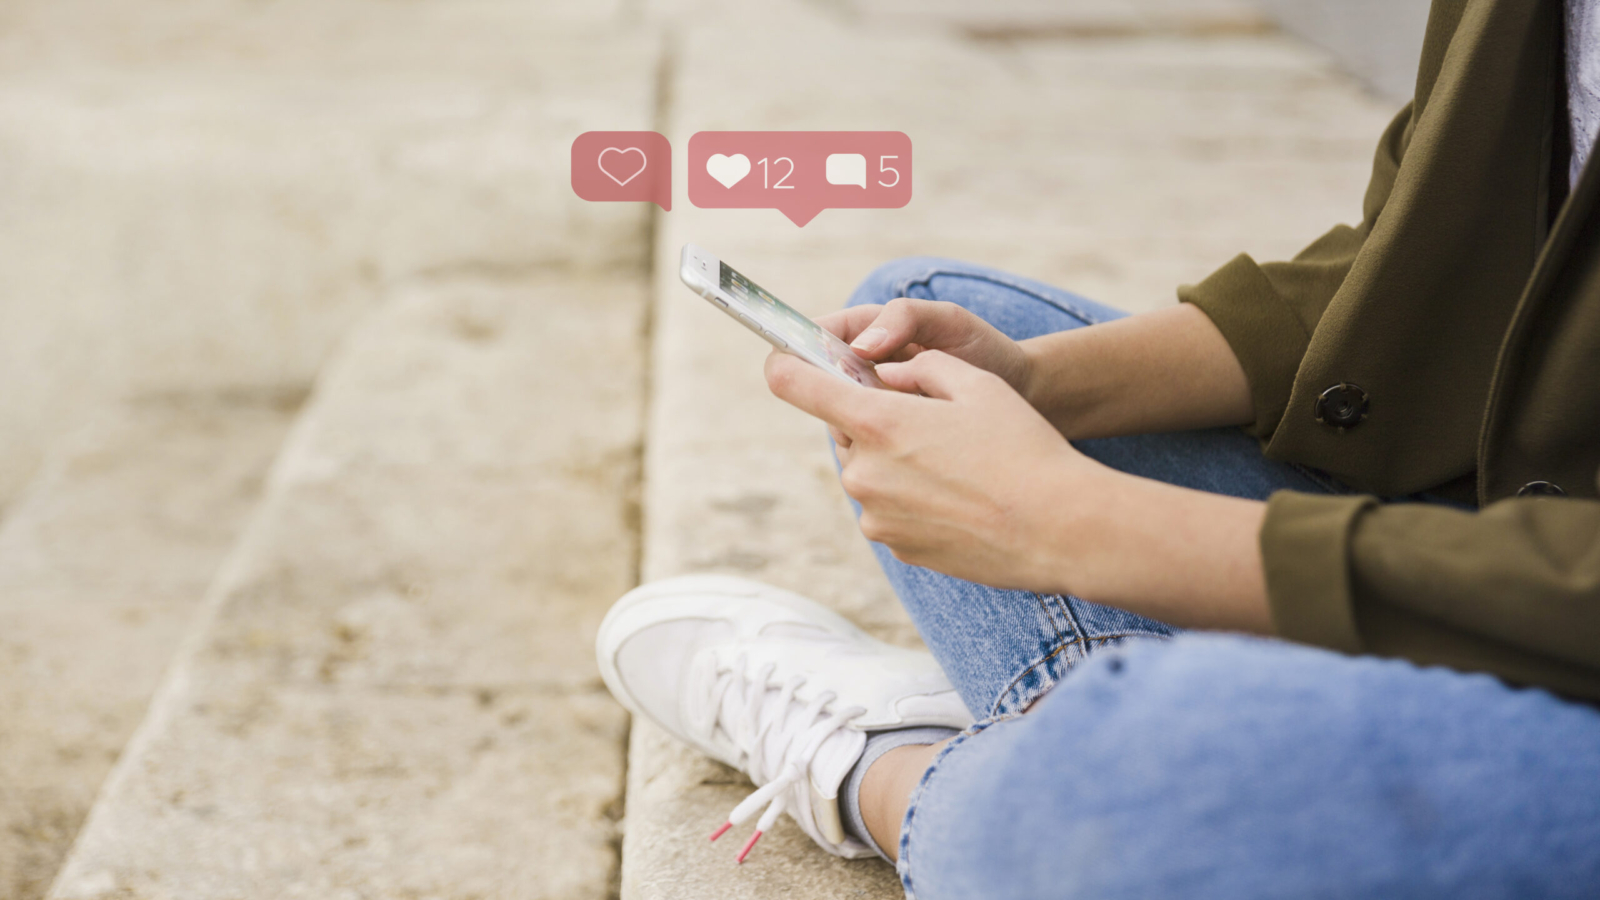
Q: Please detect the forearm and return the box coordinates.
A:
[1021,304,1254,440]
[1039,466,1274,633]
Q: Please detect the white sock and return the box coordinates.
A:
[838,726,958,861]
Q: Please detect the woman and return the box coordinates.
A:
[596,1,1600,896]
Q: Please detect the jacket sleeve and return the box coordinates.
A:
[1178,103,1414,440]
[1261,489,1600,700]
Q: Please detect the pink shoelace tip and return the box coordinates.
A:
[708,821,764,863]
[736,831,763,864]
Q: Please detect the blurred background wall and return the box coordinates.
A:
[1263,0,1432,102]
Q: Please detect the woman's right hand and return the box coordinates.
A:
[818,297,1254,450]
[816,298,1034,399]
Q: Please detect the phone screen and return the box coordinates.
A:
[718,262,878,385]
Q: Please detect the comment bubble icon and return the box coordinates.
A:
[689,132,911,226]
[825,153,867,188]
[571,131,671,210]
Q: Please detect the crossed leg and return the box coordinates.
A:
[838,259,1600,898]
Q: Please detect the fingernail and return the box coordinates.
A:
[851,327,888,351]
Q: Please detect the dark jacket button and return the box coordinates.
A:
[1517,481,1566,497]
[1314,382,1369,429]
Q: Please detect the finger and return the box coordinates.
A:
[828,425,853,450]
[887,342,925,363]
[847,297,982,362]
[814,305,886,343]
[764,349,875,430]
[873,349,993,401]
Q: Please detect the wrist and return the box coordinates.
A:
[1042,469,1272,632]
[1016,339,1054,414]
[1017,333,1106,439]
[1024,454,1127,595]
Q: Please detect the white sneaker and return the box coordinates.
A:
[596,574,972,862]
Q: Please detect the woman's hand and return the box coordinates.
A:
[817,299,1033,396]
[767,346,1102,592]
[816,299,1035,451]
[764,345,1275,633]
[822,302,1256,443]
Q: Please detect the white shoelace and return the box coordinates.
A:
[701,654,866,863]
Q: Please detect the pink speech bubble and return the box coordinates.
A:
[571,131,671,211]
[688,131,911,226]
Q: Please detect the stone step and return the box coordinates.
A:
[0,0,652,507]
[0,395,300,900]
[47,272,649,899]
[1,2,663,896]
[623,3,1395,898]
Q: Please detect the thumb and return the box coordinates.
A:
[848,297,966,361]
[874,349,987,400]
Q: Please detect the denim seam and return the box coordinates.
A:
[1031,591,1073,644]
[891,266,1104,326]
[989,631,1162,718]
[990,637,1081,718]
[898,716,1009,900]
[1058,593,1092,649]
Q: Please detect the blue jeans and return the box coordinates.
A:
[844,259,1600,900]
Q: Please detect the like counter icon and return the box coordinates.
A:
[689,132,911,226]
[706,153,753,188]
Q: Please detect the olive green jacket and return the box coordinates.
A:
[1180,0,1600,698]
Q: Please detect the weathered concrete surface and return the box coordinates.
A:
[47,275,648,899]
[623,718,904,900]
[625,3,1396,898]
[2,3,661,896]
[0,397,299,900]
[0,0,655,507]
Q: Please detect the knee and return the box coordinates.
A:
[904,636,1600,899]
[845,256,951,310]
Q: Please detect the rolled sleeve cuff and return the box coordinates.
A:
[1260,490,1377,654]
[1178,254,1312,440]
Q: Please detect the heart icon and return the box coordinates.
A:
[706,153,751,189]
[597,147,647,187]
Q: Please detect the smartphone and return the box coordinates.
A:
[680,243,886,389]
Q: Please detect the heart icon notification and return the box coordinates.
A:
[688,131,911,226]
[705,153,751,188]
[571,131,671,210]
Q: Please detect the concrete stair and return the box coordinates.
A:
[48,275,648,898]
[0,0,650,503]
[1,1,659,896]
[0,1,1400,897]
[0,396,299,898]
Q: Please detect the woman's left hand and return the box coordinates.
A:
[764,348,1107,593]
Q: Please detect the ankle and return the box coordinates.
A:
[860,739,948,861]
